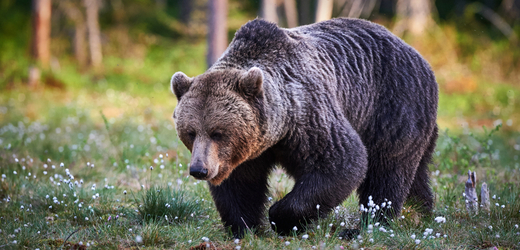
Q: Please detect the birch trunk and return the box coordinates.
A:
[207,0,228,68]
[32,0,52,69]
[84,0,102,70]
[315,0,333,22]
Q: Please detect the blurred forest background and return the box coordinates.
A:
[1,0,520,132]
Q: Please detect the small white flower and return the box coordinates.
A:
[285,241,290,246]
[390,234,394,237]
[13,171,17,175]
[136,235,143,243]
[124,190,127,195]
[235,246,241,250]
[501,205,505,208]
[316,204,320,209]
[85,217,89,221]
[411,234,416,239]
[369,238,374,243]
[340,222,345,227]
[515,224,518,229]
[415,239,421,244]
[302,234,309,239]
[292,226,298,231]
[434,216,446,223]
[234,239,240,244]
[150,166,153,170]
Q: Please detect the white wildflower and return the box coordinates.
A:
[434,216,446,223]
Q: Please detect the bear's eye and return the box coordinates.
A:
[210,131,223,141]
[187,131,196,140]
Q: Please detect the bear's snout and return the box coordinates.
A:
[189,162,208,179]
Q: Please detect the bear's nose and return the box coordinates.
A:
[190,165,208,179]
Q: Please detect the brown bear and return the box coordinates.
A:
[170,18,438,238]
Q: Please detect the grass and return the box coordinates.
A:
[0,18,519,248]
[0,86,519,249]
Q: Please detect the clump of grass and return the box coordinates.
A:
[135,185,208,224]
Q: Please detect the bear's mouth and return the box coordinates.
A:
[207,164,220,180]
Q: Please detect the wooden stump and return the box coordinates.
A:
[480,182,490,212]
[465,170,478,215]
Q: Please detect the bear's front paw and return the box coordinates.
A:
[268,201,306,235]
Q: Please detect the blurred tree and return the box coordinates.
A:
[31,0,51,68]
[179,0,207,37]
[262,0,279,23]
[393,0,434,36]
[84,0,102,70]
[336,0,379,19]
[500,0,520,22]
[207,0,228,68]
[315,0,333,22]
[284,0,299,27]
[59,1,87,69]
[297,0,314,25]
[30,0,51,87]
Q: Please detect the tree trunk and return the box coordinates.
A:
[32,0,51,69]
[207,0,228,68]
[261,0,278,24]
[60,1,87,69]
[84,0,102,70]
[315,0,333,22]
[394,0,433,36]
[283,0,298,28]
[298,0,313,25]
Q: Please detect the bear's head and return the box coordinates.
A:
[171,67,265,185]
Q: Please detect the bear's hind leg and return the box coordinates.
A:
[209,151,275,238]
[357,150,422,224]
[406,126,438,214]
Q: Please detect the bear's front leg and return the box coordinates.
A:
[209,153,274,238]
[269,168,365,235]
[269,124,368,235]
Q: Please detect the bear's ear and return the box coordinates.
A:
[239,67,263,97]
[171,72,193,100]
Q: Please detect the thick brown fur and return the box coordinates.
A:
[171,18,438,238]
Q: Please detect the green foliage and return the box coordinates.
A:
[135,185,208,223]
[436,124,502,173]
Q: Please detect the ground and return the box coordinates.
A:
[0,88,519,249]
